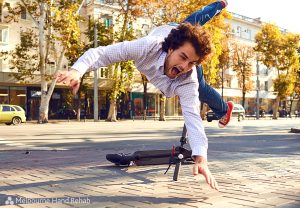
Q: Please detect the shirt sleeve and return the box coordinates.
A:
[71,36,157,77]
[174,81,208,159]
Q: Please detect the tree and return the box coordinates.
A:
[103,0,141,121]
[159,94,166,121]
[69,18,115,121]
[141,74,148,120]
[139,0,186,26]
[217,32,231,97]
[255,23,300,118]
[2,0,84,123]
[231,41,255,107]
[295,48,300,99]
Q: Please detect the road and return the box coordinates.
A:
[0,119,299,207]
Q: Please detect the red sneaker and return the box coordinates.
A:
[218,101,234,128]
[219,0,228,8]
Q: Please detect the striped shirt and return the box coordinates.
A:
[72,25,208,158]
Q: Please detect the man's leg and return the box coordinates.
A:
[196,66,233,127]
[196,65,226,118]
[184,0,227,26]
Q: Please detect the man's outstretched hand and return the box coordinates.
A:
[193,155,219,191]
[54,69,81,95]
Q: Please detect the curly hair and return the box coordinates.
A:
[162,23,212,64]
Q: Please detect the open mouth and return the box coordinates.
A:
[170,67,181,77]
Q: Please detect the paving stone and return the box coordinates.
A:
[1,120,300,207]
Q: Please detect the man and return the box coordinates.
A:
[55,0,231,190]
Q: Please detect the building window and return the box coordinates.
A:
[46,62,56,75]
[225,78,231,88]
[100,67,108,78]
[264,81,268,91]
[236,26,241,37]
[105,0,114,3]
[245,28,252,40]
[96,0,114,4]
[0,3,3,22]
[21,6,27,20]
[0,27,9,43]
[97,0,114,3]
[103,17,112,28]
[265,68,268,75]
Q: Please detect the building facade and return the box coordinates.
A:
[224,12,299,115]
[223,12,278,115]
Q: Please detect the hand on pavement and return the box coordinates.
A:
[54,69,81,95]
[193,155,219,191]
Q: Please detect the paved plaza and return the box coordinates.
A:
[0,118,299,208]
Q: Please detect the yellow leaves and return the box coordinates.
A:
[255,23,300,70]
[273,74,296,99]
[256,23,300,99]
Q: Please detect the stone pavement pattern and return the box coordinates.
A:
[0,119,299,208]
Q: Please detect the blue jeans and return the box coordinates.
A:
[185,1,228,118]
[196,65,227,118]
[184,1,225,26]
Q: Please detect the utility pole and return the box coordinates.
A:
[93,18,99,122]
[221,67,224,99]
[256,54,260,120]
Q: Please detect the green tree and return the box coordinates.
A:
[255,23,300,118]
[2,0,84,123]
[70,18,114,121]
[105,0,140,121]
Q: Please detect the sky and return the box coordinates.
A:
[227,0,300,34]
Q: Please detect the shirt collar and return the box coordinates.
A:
[158,51,167,72]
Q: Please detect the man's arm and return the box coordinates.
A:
[175,78,219,191]
[55,36,156,94]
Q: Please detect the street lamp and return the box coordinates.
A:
[93,16,99,122]
[256,53,260,120]
[221,67,224,99]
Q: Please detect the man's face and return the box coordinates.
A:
[164,41,200,79]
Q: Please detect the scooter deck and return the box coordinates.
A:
[133,149,173,166]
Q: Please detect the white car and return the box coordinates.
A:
[232,104,245,119]
[206,103,245,122]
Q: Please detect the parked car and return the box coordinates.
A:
[206,104,245,122]
[232,104,246,119]
[0,104,26,125]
